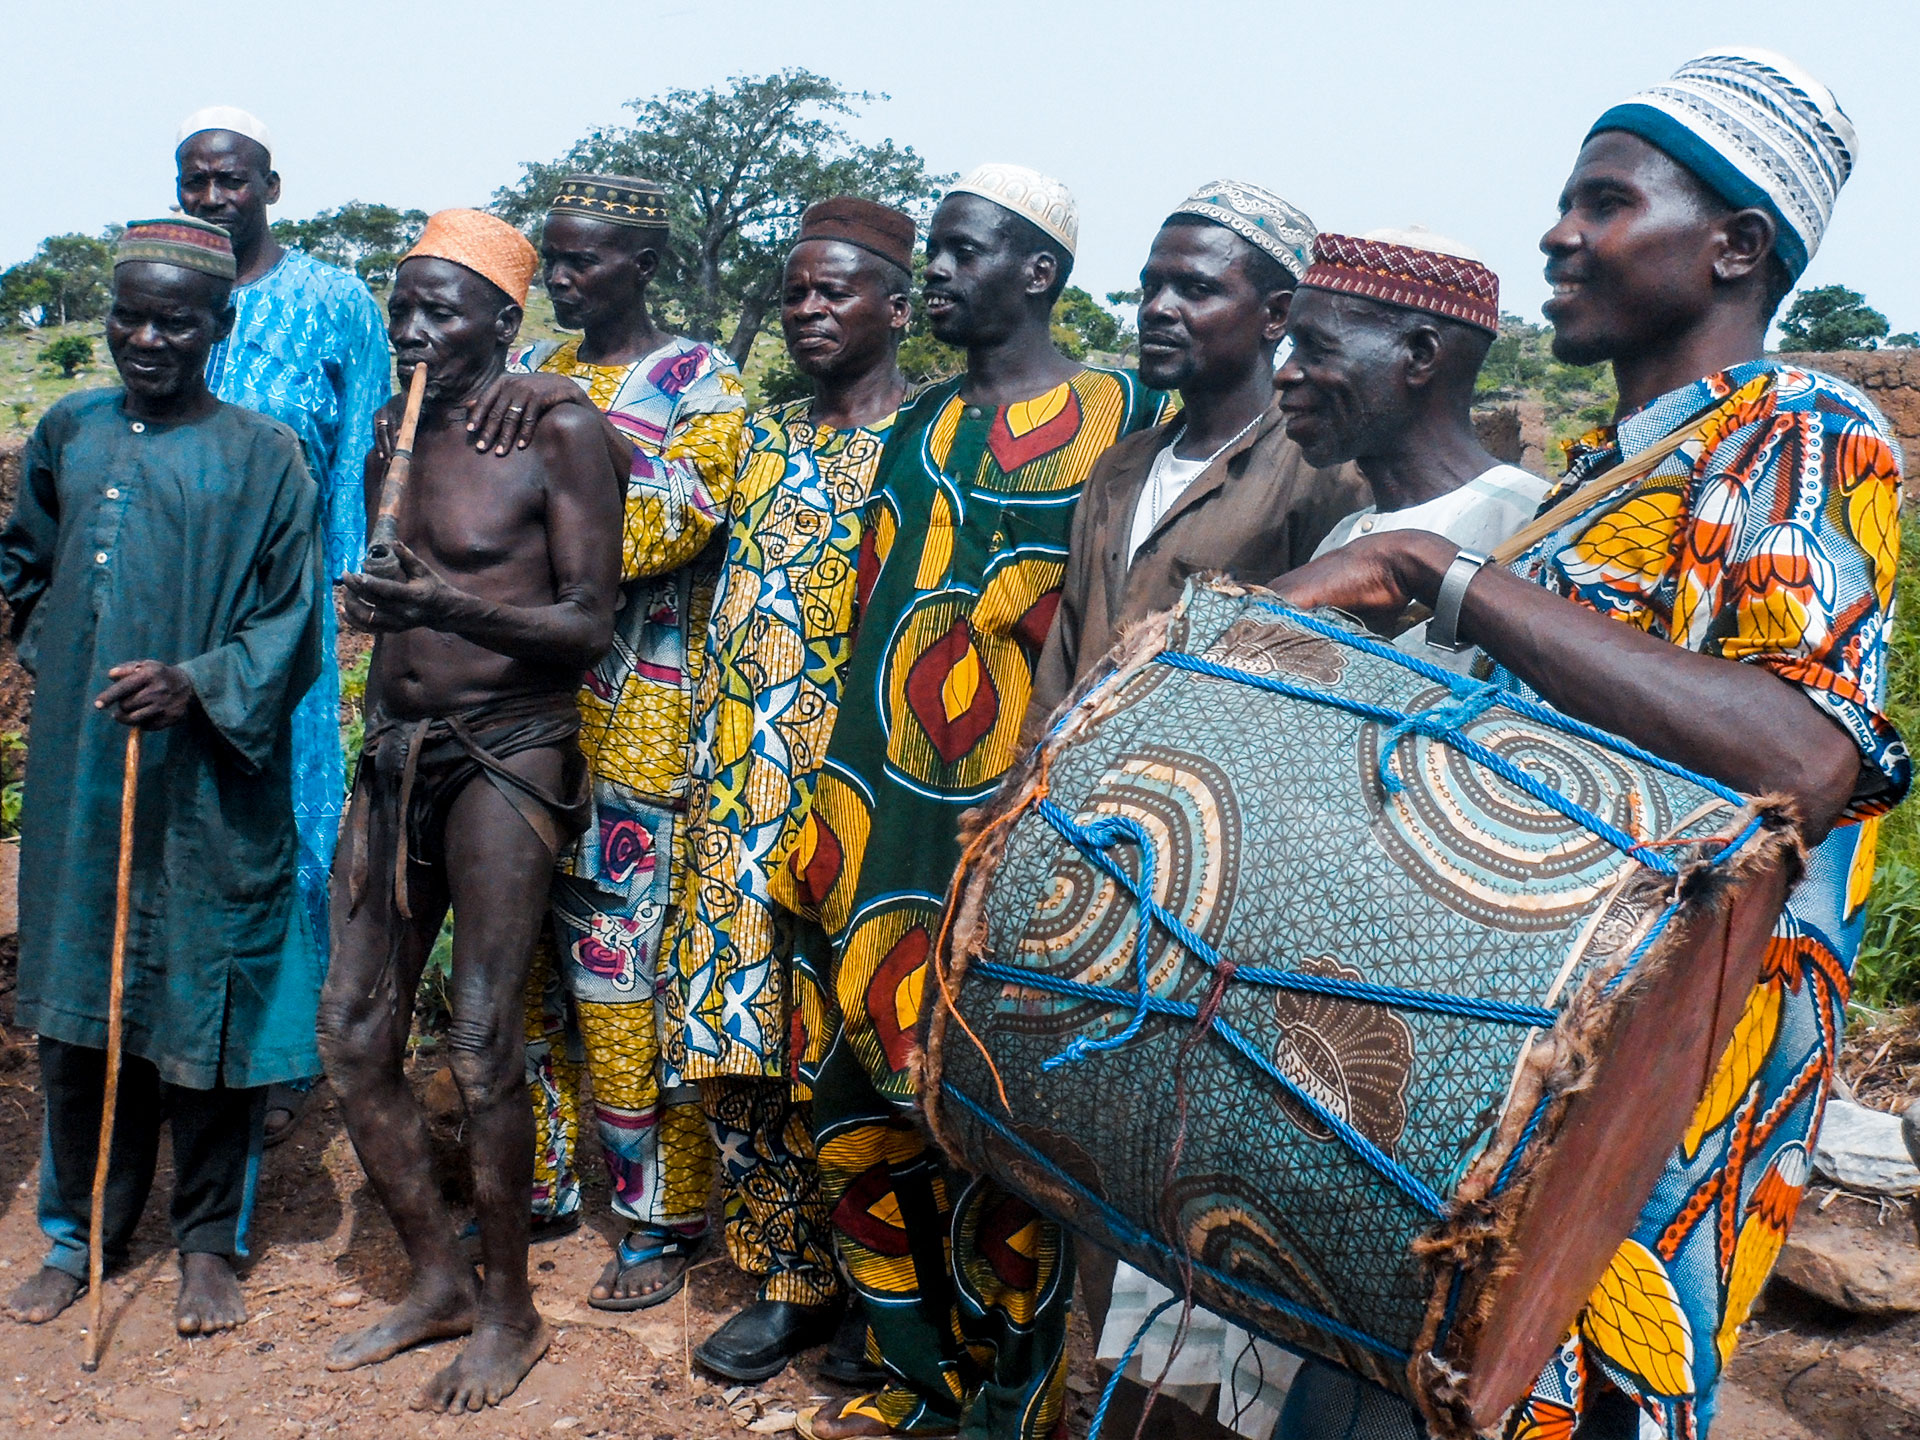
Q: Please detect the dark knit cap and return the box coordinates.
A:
[794,198,916,271]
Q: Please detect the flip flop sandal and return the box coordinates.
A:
[795,1397,950,1440]
[262,1083,308,1148]
[586,1228,705,1313]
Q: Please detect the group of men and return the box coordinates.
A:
[0,42,1906,1440]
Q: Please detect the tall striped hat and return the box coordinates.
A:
[1588,47,1856,281]
[116,217,237,280]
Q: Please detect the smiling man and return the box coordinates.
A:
[318,209,623,1412]
[668,197,916,1385]
[1027,180,1364,731]
[1280,226,1549,669]
[467,174,742,1313]
[1271,49,1904,1440]
[794,164,1168,1440]
[174,111,391,1149]
[2,218,323,1338]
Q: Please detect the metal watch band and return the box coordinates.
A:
[1426,548,1491,653]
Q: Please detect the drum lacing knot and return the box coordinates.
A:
[1376,680,1505,796]
[1041,812,1159,1073]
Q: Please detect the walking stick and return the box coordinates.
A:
[363,363,429,580]
[81,727,140,1372]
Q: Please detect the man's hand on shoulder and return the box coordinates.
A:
[93,660,194,730]
[467,372,595,456]
[339,544,473,636]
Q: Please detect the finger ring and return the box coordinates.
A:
[507,406,525,415]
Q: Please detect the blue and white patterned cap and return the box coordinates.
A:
[1588,47,1856,281]
[1171,180,1316,282]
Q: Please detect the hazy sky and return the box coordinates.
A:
[7,0,1916,334]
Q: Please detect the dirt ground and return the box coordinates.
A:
[1,989,1917,1439]
[0,1011,1118,1440]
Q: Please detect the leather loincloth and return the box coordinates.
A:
[345,691,590,920]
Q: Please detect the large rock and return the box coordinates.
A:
[1814,1098,1920,1196]
[1774,1192,1920,1314]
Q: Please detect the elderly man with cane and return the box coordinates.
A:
[1,217,324,1341]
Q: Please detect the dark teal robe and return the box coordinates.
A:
[2,389,324,1089]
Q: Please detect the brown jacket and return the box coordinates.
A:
[1026,402,1367,731]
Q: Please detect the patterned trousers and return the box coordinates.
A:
[700,1076,842,1307]
[812,1023,1074,1439]
[525,917,714,1231]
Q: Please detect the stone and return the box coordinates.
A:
[326,1290,363,1309]
[0,839,16,940]
[1814,1099,1920,1197]
[1774,1193,1920,1314]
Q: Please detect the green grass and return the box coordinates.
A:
[1851,510,1920,1009]
[3,319,112,433]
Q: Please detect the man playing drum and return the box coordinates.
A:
[1273,47,1905,1440]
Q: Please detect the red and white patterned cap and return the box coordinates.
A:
[1301,227,1500,335]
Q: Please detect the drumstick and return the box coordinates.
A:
[363,363,429,580]
[82,727,140,1372]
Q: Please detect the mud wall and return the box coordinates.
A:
[1780,349,1920,477]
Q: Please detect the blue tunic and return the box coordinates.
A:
[2,392,324,1088]
[204,249,390,950]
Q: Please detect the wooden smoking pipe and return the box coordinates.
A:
[363,362,429,580]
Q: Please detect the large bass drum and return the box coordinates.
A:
[922,581,1796,1437]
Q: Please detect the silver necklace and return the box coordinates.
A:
[1146,411,1263,520]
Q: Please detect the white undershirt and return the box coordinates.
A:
[1127,445,1211,563]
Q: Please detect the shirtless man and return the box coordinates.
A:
[316,210,622,1412]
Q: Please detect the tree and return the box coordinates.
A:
[39,334,93,377]
[272,203,428,286]
[1778,284,1891,352]
[1887,332,1919,349]
[0,231,114,328]
[1051,287,1132,361]
[493,70,944,363]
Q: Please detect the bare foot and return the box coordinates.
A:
[326,1277,477,1372]
[176,1252,246,1335]
[411,1316,550,1412]
[7,1267,83,1324]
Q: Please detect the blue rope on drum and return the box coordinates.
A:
[942,1080,1414,1367]
[1155,651,1686,876]
[1002,604,1776,1255]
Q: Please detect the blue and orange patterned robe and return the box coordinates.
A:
[1502,360,1907,1440]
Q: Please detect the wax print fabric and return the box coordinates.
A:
[1500,360,1906,1439]
[204,248,389,953]
[801,367,1169,1101]
[2,391,324,1089]
[507,333,743,1232]
[670,398,895,1087]
[702,1075,841,1307]
[807,366,1167,1438]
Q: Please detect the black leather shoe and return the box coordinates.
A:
[695,1299,843,1383]
[818,1303,889,1389]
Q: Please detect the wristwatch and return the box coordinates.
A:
[1426,548,1491,653]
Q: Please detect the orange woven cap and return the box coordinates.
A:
[404,209,538,306]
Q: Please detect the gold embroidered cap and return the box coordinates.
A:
[549,173,672,229]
